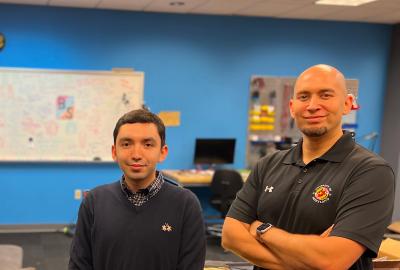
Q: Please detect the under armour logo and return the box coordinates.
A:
[264,186,274,193]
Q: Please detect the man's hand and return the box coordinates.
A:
[320,225,334,238]
[222,217,285,269]
[223,218,365,270]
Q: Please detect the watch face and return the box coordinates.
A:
[257,223,273,234]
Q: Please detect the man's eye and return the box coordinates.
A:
[144,143,153,148]
[121,142,130,148]
[298,94,308,101]
[321,93,332,99]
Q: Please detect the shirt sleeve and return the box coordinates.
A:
[177,190,206,270]
[226,161,262,224]
[330,164,395,257]
[68,194,94,270]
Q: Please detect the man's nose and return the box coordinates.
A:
[306,95,321,111]
[130,145,142,159]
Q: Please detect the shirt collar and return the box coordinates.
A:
[283,131,355,165]
[120,171,164,198]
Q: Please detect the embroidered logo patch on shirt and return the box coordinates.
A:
[312,184,332,204]
[264,185,274,193]
[161,223,173,232]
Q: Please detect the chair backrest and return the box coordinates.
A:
[209,169,243,216]
[0,244,23,270]
[210,169,243,198]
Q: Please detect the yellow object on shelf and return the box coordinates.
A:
[249,124,274,131]
[249,110,261,116]
[261,105,275,114]
[250,116,274,124]
[249,106,275,116]
[260,116,275,123]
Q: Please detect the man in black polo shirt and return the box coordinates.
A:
[222,64,395,270]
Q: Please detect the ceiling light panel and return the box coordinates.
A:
[315,0,378,6]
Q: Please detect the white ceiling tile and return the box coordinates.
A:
[363,9,400,24]
[277,4,347,19]
[236,1,312,17]
[144,0,209,13]
[322,6,394,20]
[0,0,47,5]
[97,0,153,11]
[265,0,315,3]
[49,0,99,8]
[190,0,261,15]
[0,0,399,24]
[360,0,400,8]
[362,17,399,24]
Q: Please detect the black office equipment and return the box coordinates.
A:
[206,169,243,237]
[193,138,236,165]
[209,169,243,217]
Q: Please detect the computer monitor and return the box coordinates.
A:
[194,138,236,165]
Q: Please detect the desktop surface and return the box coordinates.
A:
[162,169,249,187]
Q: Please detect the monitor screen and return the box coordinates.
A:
[194,138,236,164]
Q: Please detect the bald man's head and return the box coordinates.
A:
[289,64,353,138]
[294,64,347,97]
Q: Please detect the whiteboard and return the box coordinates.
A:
[0,67,144,162]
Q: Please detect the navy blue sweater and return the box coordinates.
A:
[69,180,206,270]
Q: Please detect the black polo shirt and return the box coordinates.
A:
[228,132,395,270]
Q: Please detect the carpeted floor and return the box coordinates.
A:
[0,232,244,270]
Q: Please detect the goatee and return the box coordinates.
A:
[301,127,328,137]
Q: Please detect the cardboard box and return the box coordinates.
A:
[374,238,400,269]
[373,259,400,270]
[378,238,400,259]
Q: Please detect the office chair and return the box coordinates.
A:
[206,169,244,237]
[0,245,35,270]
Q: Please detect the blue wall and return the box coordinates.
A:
[0,4,392,224]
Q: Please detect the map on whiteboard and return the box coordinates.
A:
[0,68,144,162]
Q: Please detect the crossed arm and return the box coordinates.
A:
[221,217,365,270]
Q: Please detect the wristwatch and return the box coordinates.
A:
[256,223,273,236]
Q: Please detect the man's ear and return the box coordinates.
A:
[289,99,295,118]
[159,145,168,163]
[111,145,117,161]
[343,94,354,115]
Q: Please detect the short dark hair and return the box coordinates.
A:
[113,109,166,146]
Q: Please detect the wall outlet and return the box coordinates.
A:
[74,189,82,200]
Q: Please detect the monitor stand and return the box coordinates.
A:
[195,163,227,171]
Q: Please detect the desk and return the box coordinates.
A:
[162,169,250,187]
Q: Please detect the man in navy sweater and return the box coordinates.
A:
[69,109,206,270]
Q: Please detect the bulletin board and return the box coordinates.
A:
[0,67,144,162]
